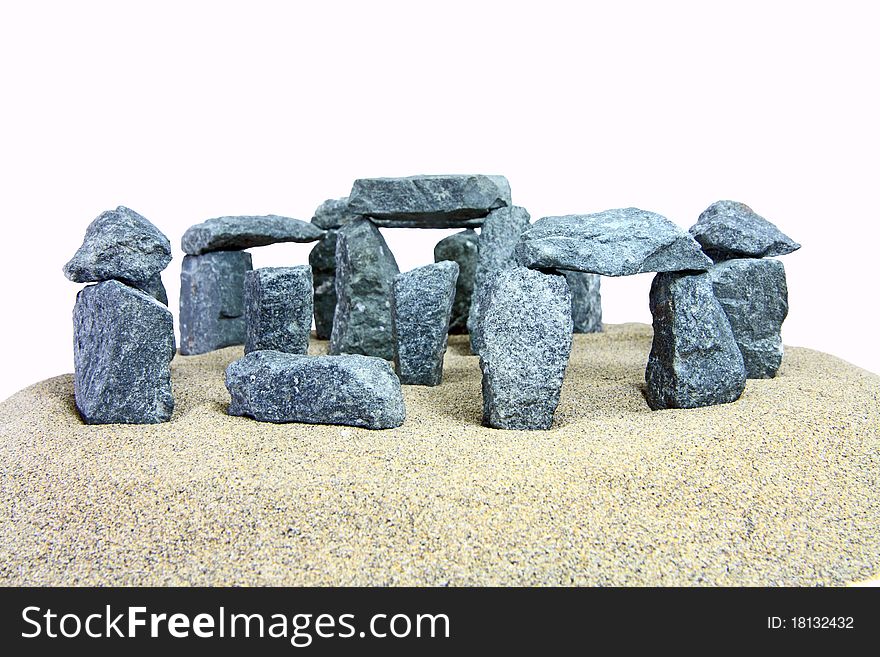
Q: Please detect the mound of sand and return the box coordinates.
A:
[1,323,878,586]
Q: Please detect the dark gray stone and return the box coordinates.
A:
[468,206,532,353]
[433,229,479,334]
[330,218,400,360]
[689,200,800,261]
[179,251,253,355]
[225,351,406,429]
[309,231,338,340]
[348,174,511,228]
[244,266,313,355]
[63,206,172,284]
[565,272,602,333]
[311,197,358,230]
[709,258,789,379]
[391,261,459,386]
[131,273,168,306]
[181,215,324,255]
[73,280,175,424]
[479,268,572,430]
[515,208,712,276]
[645,271,746,410]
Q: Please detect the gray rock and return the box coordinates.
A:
[179,251,253,355]
[391,261,459,386]
[348,174,511,228]
[645,271,746,410]
[468,206,532,353]
[181,215,324,255]
[73,280,175,424]
[309,230,338,340]
[330,218,400,360]
[63,206,172,284]
[565,271,602,333]
[131,273,168,306]
[709,258,789,378]
[245,266,313,355]
[515,208,712,276]
[311,197,358,230]
[433,229,479,334]
[479,268,572,430]
[225,351,406,429]
[689,200,800,261]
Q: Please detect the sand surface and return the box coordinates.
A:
[1,323,879,586]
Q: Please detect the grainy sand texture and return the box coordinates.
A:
[1,323,878,586]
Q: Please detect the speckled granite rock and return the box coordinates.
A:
[179,251,253,355]
[709,258,789,378]
[181,215,324,255]
[311,197,358,230]
[348,174,511,228]
[73,280,175,424]
[433,229,479,334]
[391,261,459,386]
[244,266,313,355]
[645,271,746,409]
[515,208,711,276]
[565,271,602,333]
[330,218,400,359]
[479,267,572,430]
[309,231,338,340]
[689,200,800,261]
[226,350,406,429]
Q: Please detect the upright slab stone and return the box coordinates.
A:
[479,268,572,430]
[73,280,175,424]
[309,231,338,340]
[565,271,602,333]
[689,200,800,261]
[433,229,478,334]
[179,250,253,355]
[244,266,313,355]
[645,271,746,410]
[330,218,400,360]
[709,258,789,378]
[348,174,511,228]
[469,206,531,353]
[226,351,406,429]
[311,197,358,230]
[181,215,324,255]
[391,261,459,386]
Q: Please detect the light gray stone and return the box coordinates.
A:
[309,231,338,340]
[565,271,602,333]
[63,206,172,284]
[225,351,406,429]
[433,229,479,334]
[348,174,511,228]
[181,215,324,255]
[179,250,253,355]
[468,206,532,353]
[244,266,313,355]
[709,258,789,378]
[479,267,572,430]
[645,271,746,410]
[515,208,712,276]
[391,261,459,386]
[73,280,175,424]
[311,197,358,230]
[330,218,399,360]
[689,200,800,261]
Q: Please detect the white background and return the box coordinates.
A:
[0,0,877,402]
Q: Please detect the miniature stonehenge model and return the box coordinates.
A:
[64,175,799,430]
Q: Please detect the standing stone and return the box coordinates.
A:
[645,271,746,410]
[479,268,573,430]
[181,215,324,255]
[330,218,400,360]
[391,261,459,386]
[309,231,338,340]
[179,250,253,355]
[226,351,406,429]
[244,266,313,355]
[689,200,800,261]
[565,272,602,333]
[311,197,358,230]
[709,258,789,378]
[469,206,532,353]
[348,174,511,228]
[433,229,479,334]
[73,280,175,424]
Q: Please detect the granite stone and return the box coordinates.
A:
[689,200,800,261]
[132,273,168,306]
[433,229,479,334]
[181,215,324,255]
[309,230,338,340]
[565,271,602,333]
[244,266,313,355]
[311,197,358,230]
